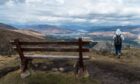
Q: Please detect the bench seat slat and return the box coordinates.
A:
[11,41,90,45]
[25,55,90,59]
[13,47,89,52]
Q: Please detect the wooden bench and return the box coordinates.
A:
[11,38,90,77]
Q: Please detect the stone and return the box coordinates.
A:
[52,68,58,72]
[42,66,47,70]
[93,42,113,53]
[59,67,64,72]
[20,70,31,79]
[34,64,38,67]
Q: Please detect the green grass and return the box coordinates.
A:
[0,71,100,84]
[0,56,19,69]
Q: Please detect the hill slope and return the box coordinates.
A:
[0,23,46,55]
[0,23,17,30]
[19,24,73,34]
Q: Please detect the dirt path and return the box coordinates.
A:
[0,52,140,84]
[87,60,140,84]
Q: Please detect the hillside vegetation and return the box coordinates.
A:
[0,48,139,84]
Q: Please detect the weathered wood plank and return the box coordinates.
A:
[13,47,89,52]
[11,41,90,45]
[25,55,90,59]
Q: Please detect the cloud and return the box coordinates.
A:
[0,0,140,25]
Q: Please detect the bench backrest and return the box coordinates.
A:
[11,38,90,57]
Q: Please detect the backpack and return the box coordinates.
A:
[114,35,122,45]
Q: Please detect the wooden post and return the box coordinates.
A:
[14,39,28,72]
[75,38,84,75]
[14,39,24,60]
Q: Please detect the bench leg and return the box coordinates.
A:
[21,59,29,72]
[75,61,90,78]
[20,59,31,78]
[75,60,85,75]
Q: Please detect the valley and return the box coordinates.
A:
[0,23,140,84]
[15,24,140,47]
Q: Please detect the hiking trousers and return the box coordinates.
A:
[115,45,122,56]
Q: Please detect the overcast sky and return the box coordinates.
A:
[0,0,140,25]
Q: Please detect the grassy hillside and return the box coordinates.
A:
[0,26,46,55]
[0,48,139,84]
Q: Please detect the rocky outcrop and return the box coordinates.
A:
[92,42,114,53]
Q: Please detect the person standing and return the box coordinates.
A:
[113,29,124,58]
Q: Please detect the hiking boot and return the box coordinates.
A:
[116,53,120,59]
[117,56,120,59]
[118,53,121,56]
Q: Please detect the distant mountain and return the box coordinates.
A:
[59,24,140,33]
[60,24,140,45]
[19,24,73,34]
[13,23,140,46]
[0,23,17,30]
[0,23,46,55]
